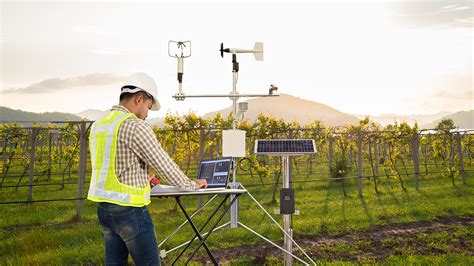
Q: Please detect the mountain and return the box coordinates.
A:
[75,109,109,121]
[205,94,360,126]
[146,117,165,127]
[422,110,474,129]
[0,106,81,123]
[353,112,451,127]
[76,108,164,126]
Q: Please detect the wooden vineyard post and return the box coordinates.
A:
[412,132,420,190]
[457,132,466,184]
[77,122,88,219]
[373,137,379,193]
[328,134,333,178]
[28,128,40,202]
[357,131,363,196]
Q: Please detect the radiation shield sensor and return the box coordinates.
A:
[237,102,248,120]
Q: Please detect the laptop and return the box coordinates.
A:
[152,157,232,193]
[196,157,232,190]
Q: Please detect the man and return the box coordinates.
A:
[87,73,207,265]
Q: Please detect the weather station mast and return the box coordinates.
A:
[169,40,279,228]
[166,41,316,265]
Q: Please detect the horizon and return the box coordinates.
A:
[2,93,472,118]
[1,0,472,118]
[0,89,472,118]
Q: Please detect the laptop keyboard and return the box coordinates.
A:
[196,187,227,191]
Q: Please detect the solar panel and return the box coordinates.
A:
[254,139,316,155]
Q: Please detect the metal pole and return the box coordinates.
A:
[283,155,293,266]
[288,132,293,184]
[240,184,315,265]
[238,223,310,266]
[164,222,230,256]
[197,129,205,209]
[173,93,279,99]
[230,54,239,228]
[159,195,218,249]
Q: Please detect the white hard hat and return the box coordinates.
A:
[121,73,161,111]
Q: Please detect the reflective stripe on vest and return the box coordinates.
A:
[87,111,151,207]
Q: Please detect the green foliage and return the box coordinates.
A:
[331,155,351,179]
[435,118,456,133]
[1,112,472,264]
[0,111,471,194]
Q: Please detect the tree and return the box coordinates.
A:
[434,118,457,186]
[435,118,456,133]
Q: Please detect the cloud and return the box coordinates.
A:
[421,70,474,112]
[73,25,111,35]
[433,70,473,98]
[391,0,473,28]
[434,88,473,99]
[3,73,125,94]
[92,47,158,55]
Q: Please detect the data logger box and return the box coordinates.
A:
[280,188,295,214]
[223,130,246,157]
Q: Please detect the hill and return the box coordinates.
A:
[0,106,82,123]
[75,109,164,126]
[353,112,451,127]
[205,94,360,126]
[75,109,109,121]
[422,110,474,129]
[146,117,165,127]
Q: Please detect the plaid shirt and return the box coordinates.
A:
[110,105,195,190]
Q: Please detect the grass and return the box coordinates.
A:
[382,254,474,265]
[313,255,474,266]
[0,162,473,264]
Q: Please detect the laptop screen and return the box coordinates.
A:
[197,158,232,188]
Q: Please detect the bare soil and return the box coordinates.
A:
[192,215,474,264]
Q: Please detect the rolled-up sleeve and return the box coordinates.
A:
[132,122,195,190]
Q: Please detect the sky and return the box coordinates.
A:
[1,0,472,119]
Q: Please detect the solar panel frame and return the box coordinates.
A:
[254,139,317,155]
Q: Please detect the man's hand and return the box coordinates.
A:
[149,176,160,187]
[195,179,208,189]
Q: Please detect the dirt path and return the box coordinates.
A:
[193,216,474,264]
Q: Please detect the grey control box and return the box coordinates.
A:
[280,188,295,214]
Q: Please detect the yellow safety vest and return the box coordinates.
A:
[87,111,151,207]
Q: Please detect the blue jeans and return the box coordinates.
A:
[97,202,160,266]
